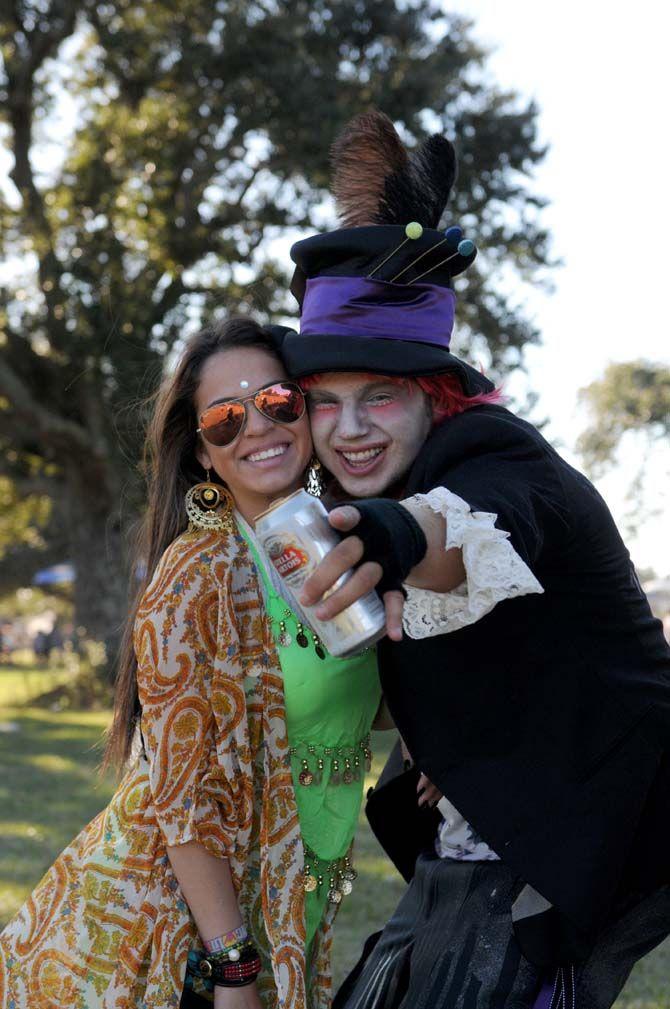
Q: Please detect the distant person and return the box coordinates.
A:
[45,622,64,661]
[32,629,49,665]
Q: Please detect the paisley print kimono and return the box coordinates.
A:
[0,527,334,1008]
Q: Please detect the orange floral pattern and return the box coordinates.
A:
[0,527,335,1008]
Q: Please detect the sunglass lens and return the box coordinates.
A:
[256,383,305,424]
[200,402,245,446]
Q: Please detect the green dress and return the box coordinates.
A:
[240,526,381,943]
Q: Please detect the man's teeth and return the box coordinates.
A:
[341,448,384,464]
[246,445,287,462]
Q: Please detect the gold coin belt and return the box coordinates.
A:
[302,842,358,904]
[291,735,372,787]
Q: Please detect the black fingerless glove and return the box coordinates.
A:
[343,499,428,595]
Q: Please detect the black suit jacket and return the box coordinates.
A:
[375,406,670,948]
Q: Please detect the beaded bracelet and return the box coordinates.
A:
[202,939,255,964]
[204,923,248,954]
[195,946,261,988]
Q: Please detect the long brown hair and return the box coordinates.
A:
[104,317,281,770]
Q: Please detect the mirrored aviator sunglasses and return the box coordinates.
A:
[198,381,306,448]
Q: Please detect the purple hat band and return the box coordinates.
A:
[300,276,456,348]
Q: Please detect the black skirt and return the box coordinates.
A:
[334,854,540,1009]
[334,854,670,1009]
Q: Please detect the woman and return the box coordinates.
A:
[0,318,383,1009]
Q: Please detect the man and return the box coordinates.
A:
[273,111,670,1008]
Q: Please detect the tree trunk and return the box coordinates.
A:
[63,457,134,674]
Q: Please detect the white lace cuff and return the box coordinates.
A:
[402,486,544,639]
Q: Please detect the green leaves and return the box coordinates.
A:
[0,476,51,558]
[578,361,670,471]
[0,0,551,643]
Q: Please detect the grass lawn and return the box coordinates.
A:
[1,664,668,1006]
[0,662,117,926]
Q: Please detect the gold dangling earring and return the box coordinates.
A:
[304,457,325,498]
[185,469,235,532]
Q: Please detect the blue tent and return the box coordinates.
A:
[33,563,75,586]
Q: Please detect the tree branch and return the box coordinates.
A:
[0,312,69,401]
[145,276,187,331]
[4,1,78,349]
[0,356,92,454]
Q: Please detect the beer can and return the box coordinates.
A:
[255,489,386,657]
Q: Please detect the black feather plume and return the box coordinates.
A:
[409,135,457,228]
[331,109,457,228]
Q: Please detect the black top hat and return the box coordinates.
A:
[274,110,493,397]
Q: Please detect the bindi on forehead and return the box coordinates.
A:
[198,346,283,405]
[204,376,285,410]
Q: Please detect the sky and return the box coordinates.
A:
[437,0,670,575]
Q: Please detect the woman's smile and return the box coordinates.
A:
[241,440,291,466]
[195,347,313,522]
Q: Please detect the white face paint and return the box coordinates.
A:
[307,373,433,498]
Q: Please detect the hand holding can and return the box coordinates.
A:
[254,490,386,657]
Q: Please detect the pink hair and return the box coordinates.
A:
[300,371,503,425]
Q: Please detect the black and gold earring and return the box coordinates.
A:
[185,470,234,532]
